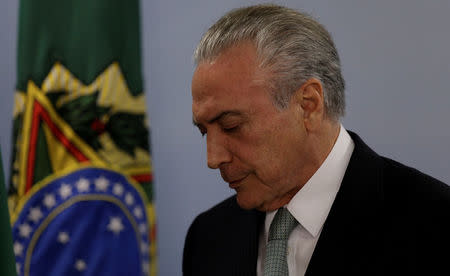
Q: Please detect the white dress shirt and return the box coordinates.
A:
[257,125,355,276]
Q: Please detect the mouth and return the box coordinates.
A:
[228,176,246,189]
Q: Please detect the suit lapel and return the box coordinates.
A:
[306,132,385,275]
[227,197,265,276]
[238,209,265,276]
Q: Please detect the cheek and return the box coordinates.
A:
[229,139,265,168]
[254,137,302,185]
[238,146,284,185]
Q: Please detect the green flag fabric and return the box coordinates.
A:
[9,0,156,275]
[0,152,17,276]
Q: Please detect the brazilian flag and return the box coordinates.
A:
[8,0,156,275]
[0,152,16,276]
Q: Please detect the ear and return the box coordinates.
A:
[295,78,325,131]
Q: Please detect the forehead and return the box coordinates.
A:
[192,42,269,121]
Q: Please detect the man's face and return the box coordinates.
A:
[192,42,312,211]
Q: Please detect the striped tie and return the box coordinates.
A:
[264,208,298,276]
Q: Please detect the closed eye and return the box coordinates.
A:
[222,125,239,133]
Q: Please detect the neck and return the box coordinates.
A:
[302,120,341,185]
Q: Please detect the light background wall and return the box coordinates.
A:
[1,1,449,275]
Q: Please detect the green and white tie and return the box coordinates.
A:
[264,208,298,276]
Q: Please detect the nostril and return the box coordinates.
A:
[207,162,218,170]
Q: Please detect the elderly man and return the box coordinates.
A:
[183,4,450,276]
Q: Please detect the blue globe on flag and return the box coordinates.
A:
[11,167,151,276]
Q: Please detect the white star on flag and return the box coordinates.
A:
[142,261,150,275]
[74,259,87,271]
[43,193,56,209]
[141,241,148,254]
[95,176,109,192]
[57,231,70,244]
[125,193,134,206]
[59,183,72,199]
[133,207,143,219]
[107,216,124,235]
[139,223,147,235]
[28,207,43,223]
[14,242,24,256]
[113,183,124,196]
[76,178,90,193]
[18,223,32,238]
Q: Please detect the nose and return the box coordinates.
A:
[207,132,232,169]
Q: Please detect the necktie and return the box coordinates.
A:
[264,208,298,276]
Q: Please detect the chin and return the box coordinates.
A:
[235,192,263,210]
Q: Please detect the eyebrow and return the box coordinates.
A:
[192,110,242,128]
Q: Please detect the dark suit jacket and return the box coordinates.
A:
[183,132,450,275]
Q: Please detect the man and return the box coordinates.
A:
[183,4,450,276]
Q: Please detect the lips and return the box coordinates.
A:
[225,175,248,189]
[228,179,242,189]
[220,168,249,188]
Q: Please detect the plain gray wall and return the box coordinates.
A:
[1,0,450,275]
[0,0,18,168]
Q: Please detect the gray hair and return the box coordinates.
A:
[194,4,345,120]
